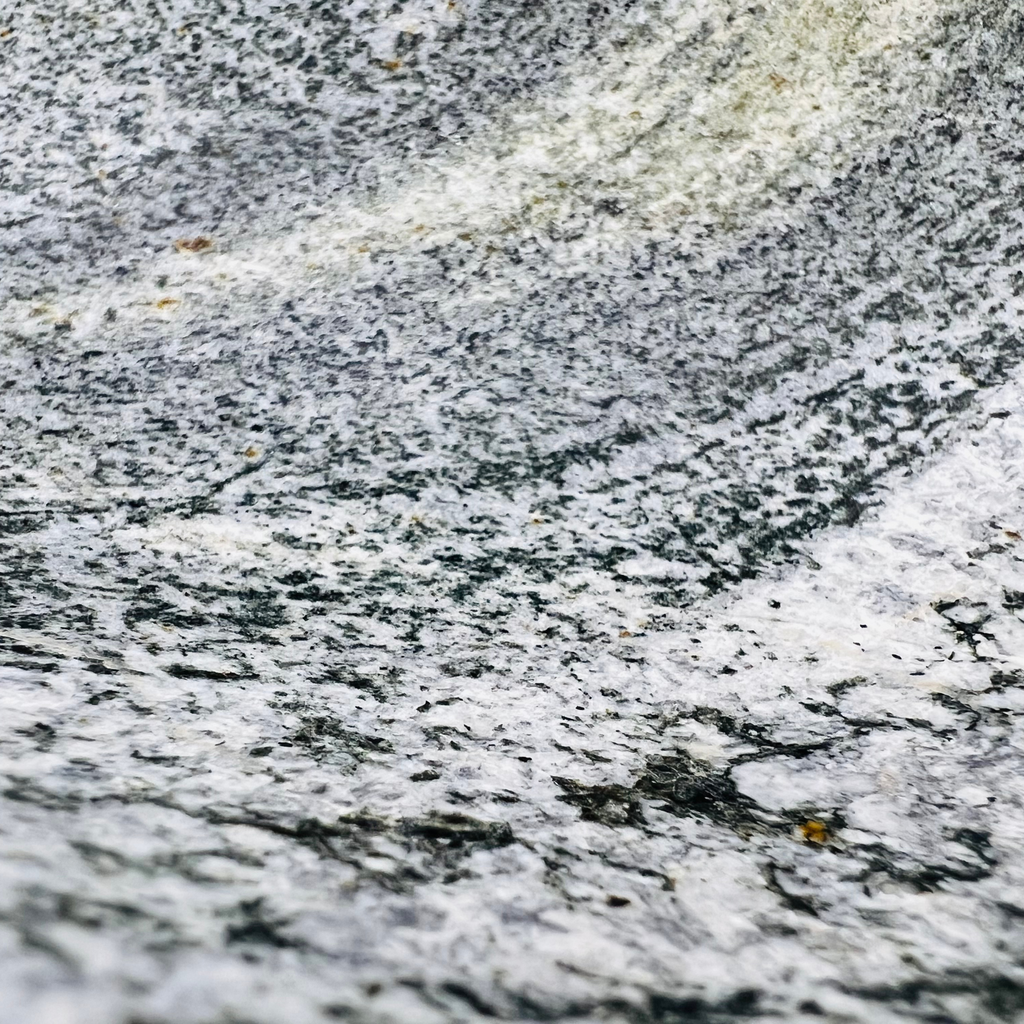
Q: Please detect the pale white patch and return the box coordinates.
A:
[3,0,958,333]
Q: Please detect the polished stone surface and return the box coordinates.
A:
[2,2,1024,1022]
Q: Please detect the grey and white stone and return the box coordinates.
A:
[2,1,1024,1022]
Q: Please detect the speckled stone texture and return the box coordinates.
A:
[3,2,1024,1022]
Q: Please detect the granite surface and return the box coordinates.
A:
[2,1,1024,1022]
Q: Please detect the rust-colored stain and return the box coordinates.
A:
[382,59,403,71]
[1005,530,1022,541]
[800,820,829,844]
[154,297,179,310]
[619,630,633,638]
[768,73,790,91]
[174,235,214,253]
[243,446,260,459]
[0,28,13,38]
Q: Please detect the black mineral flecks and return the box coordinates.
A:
[4,1,1024,1022]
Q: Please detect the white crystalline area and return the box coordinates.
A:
[3,359,1024,1024]
[0,0,961,299]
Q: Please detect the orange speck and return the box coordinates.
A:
[243,446,260,459]
[382,59,403,71]
[0,28,12,38]
[174,235,214,254]
[619,630,633,638]
[1005,530,1022,541]
[800,820,829,844]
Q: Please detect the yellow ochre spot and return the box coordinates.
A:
[800,820,830,844]
[154,297,179,310]
[243,446,260,459]
[174,235,214,254]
